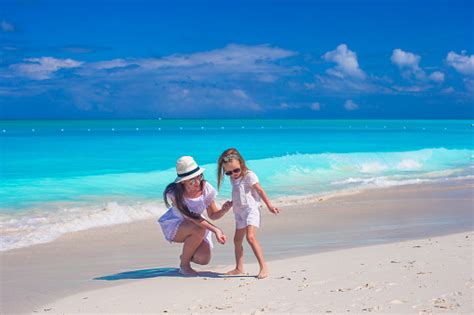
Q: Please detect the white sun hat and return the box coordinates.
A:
[174,156,205,183]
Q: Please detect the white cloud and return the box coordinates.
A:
[4,45,296,115]
[280,102,290,109]
[428,71,445,83]
[10,57,83,80]
[391,48,447,90]
[446,51,474,76]
[323,44,366,79]
[257,74,278,83]
[168,87,262,113]
[464,78,474,93]
[391,48,425,80]
[2,45,18,51]
[392,85,424,93]
[344,99,359,111]
[92,59,132,70]
[310,102,321,111]
[232,89,248,99]
[304,83,316,90]
[278,102,322,111]
[181,89,190,97]
[72,44,298,86]
[441,87,455,94]
[314,74,383,94]
[1,20,15,32]
[279,102,302,110]
[391,49,421,69]
[89,44,296,73]
[9,44,297,85]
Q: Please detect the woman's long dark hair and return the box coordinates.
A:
[163,179,205,219]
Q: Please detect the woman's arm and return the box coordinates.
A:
[252,182,280,214]
[186,215,227,244]
[206,200,232,220]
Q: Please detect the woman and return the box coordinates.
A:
[158,156,232,275]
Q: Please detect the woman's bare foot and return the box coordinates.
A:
[179,265,198,276]
[226,268,245,275]
[257,267,268,279]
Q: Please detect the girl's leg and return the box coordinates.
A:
[226,228,246,275]
[246,225,268,279]
[173,220,207,275]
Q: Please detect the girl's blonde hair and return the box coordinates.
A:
[217,148,249,190]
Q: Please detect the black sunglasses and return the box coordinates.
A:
[225,168,241,176]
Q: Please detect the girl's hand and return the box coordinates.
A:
[268,205,280,214]
[221,200,233,212]
[215,228,227,244]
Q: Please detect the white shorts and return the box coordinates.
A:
[233,207,260,229]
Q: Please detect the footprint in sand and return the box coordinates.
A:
[431,296,461,311]
[354,283,376,290]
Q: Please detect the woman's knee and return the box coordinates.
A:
[193,243,211,265]
[193,253,211,265]
[191,224,206,238]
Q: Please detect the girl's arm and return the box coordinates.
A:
[206,200,232,220]
[252,182,280,214]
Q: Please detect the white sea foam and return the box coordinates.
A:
[274,174,473,208]
[1,173,472,252]
[1,147,472,252]
[396,159,423,170]
[0,201,166,251]
[272,177,428,207]
[359,162,389,173]
[333,176,429,188]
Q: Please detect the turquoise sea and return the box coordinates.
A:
[1,119,473,250]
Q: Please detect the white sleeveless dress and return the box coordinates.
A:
[158,181,217,248]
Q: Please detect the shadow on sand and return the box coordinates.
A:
[94,267,255,281]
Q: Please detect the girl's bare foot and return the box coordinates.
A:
[226,268,244,275]
[179,265,198,276]
[257,267,268,279]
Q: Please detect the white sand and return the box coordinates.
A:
[1,181,472,314]
[39,232,473,314]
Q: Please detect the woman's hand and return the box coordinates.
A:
[214,228,227,244]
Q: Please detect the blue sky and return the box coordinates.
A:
[1,0,473,119]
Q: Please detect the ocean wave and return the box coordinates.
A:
[0,201,165,251]
[273,174,473,207]
[396,159,423,170]
[332,176,429,188]
[1,147,472,251]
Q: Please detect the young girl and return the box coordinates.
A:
[217,148,280,279]
[159,156,232,275]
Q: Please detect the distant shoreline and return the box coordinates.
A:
[1,118,474,121]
